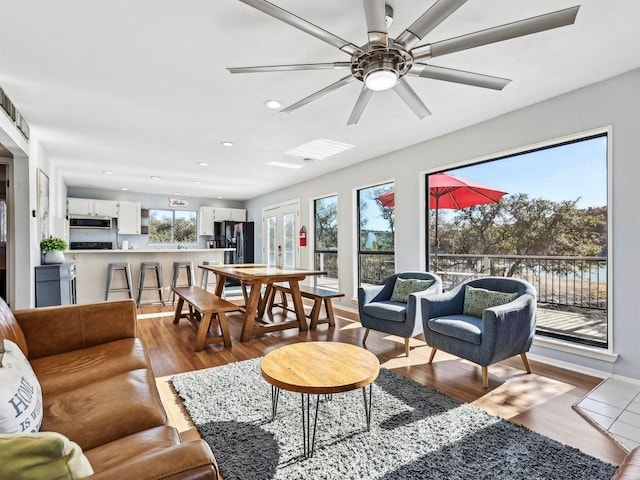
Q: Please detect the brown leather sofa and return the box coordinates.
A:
[0,298,219,479]
[612,447,640,480]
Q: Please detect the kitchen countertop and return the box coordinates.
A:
[66,248,235,253]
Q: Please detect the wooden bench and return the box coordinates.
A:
[171,286,239,351]
[267,284,345,329]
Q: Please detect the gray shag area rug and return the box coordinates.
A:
[171,358,616,480]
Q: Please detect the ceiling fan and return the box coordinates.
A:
[228,0,580,125]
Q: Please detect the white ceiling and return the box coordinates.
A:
[1,0,639,200]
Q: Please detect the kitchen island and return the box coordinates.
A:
[64,248,235,304]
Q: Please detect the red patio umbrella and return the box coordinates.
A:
[377,189,395,207]
[378,172,507,268]
[429,172,507,269]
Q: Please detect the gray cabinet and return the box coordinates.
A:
[35,263,77,307]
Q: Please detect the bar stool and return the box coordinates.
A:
[170,261,195,304]
[136,262,165,307]
[105,262,134,301]
[200,260,221,293]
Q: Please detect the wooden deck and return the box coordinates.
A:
[536,306,607,345]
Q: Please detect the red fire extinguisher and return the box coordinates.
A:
[299,226,307,247]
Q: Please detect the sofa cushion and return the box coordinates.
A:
[85,425,180,473]
[389,278,434,303]
[363,301,407,322]
[0,300,28,356]
[30,339,150,395]
[428,314,484,345]
[463,286,519,318]
[0,431,93,480]
[0,339,43,434]
[41,369,167,451]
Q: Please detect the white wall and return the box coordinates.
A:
[0,107,34,308]
[246,68,640,380]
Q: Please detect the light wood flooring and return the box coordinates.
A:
[137,302,627,467]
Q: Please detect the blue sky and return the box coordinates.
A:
[364,135,607,231]
[449,136,607,209]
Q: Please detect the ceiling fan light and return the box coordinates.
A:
[365,69,398,91]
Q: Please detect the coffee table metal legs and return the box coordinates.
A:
[270,385,280,421]
[301,394,321,458]
[362,384,373,431]
[269,385,374,458]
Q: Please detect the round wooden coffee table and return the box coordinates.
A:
[261,341,380,458]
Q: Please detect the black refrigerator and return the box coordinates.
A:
[223,221,255,285]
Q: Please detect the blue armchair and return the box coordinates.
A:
[358,272,442,357]
[421,277,536,388]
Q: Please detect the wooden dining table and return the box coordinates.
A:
[199,264,326,341]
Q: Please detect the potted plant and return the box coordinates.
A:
[40,237,68,264]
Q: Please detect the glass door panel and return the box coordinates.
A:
[266,216,277,267]
[282,212,295,269]
[262,203,299,268]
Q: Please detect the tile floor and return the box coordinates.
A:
[575,378,640,452]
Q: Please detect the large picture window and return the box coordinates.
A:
[149,209,197,244]
[314,195,338,289]
[425,133,609,348]
[357,182,395,286]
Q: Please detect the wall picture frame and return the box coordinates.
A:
[37,168,50,241]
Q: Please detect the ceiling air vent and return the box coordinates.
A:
[286,138,354,160]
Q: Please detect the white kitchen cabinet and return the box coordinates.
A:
[67,198,118,217]
[230,208,246,222]
[116,201,141,234]
[93,200,118,217]
[67,198,92,216]
[213,207,232,222]
[199,207,215,236]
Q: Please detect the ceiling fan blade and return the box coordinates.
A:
[396,0,469,50]
[393,78,431,119]
[363,0,388,45]
[347,86,374,125]
[228,62,351,74]
[416,6,580,60]
[410,64,511,90]
[239,0,362,55]
[281,75,355,113]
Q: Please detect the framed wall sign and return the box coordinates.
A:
[37,168,50,240]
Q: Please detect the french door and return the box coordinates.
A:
[263,202,299,268]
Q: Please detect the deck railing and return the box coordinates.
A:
[431,254,607,310]
[316,252,607,311]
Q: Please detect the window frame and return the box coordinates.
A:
[356,181,395,286]
[422,128,611,351]
[148,208,198,245]
[313,195,338,290]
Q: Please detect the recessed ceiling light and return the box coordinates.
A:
[193,181,201,184]
[150,176,161,180]
[173,192,181,195]
[267,161,303,170]
[265,99,283,110]
[198,162,208,166]
[220,141,234,147]
[103,171,113,175]
[120,187,128,191]
[217,196,224,199]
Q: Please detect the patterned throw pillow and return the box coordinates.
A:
[389,278,434,303]
[0,432,94,480]
[0,339,43,434]
[463,286,520,318]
